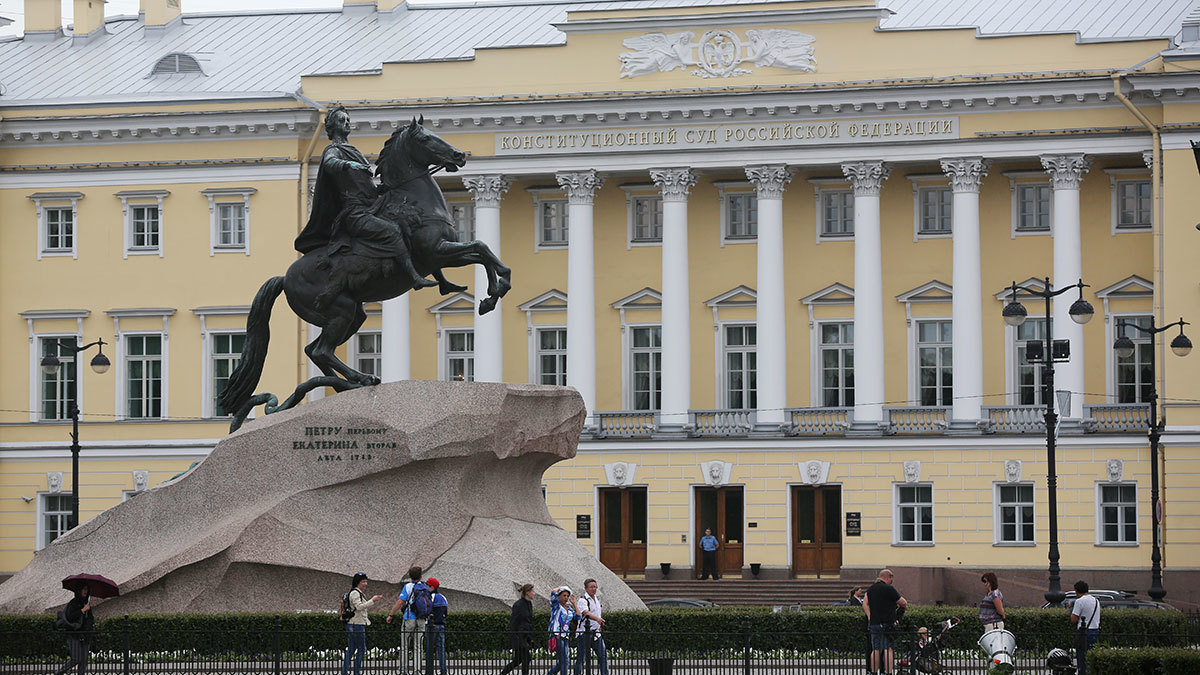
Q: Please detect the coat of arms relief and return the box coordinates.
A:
[619,28,817,79]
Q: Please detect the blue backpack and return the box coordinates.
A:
[407,581,433,619]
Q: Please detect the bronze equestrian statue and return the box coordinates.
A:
[218,108,511,431]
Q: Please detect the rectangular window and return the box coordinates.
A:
[1100,484,1137,544]
[820,323,854,407]
[41,493,75,548]
[1016,184,1051,232]
[896,484,934,544]
[126,335,163,419]
[916,320,952,406]
[997,483,1035,544]
[539,199,569,246]
[131,205,160,250]
[724,324,757,409]
[537,328,567,386]
[44,207,75,251]
[918,186,952,233]
[450,202,475,241]
[1116,316,1152,403]
[630,326,662,410]
[40,337,77,421]
[354,332,382,379]
[216,203,246,247]
[1116,180,1151,229]
[726,193,758,239]
[446,330,475,382]
[1016,318,1049,405]
[211,333,246,417]
[631,195,663,241]
[821,190,854,236]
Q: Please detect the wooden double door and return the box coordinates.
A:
[598,487,647,577]
[695,486,744,578]
[792,485,842,577]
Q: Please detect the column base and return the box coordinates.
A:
[1058,418,1086,436]
[846,420,889,436]
[656,422,691,438]
[946,419,988,435]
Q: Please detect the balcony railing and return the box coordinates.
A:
[594,410,658,438]
[1084,403,1150,432]
[982,405,1046,433]
[688,409,754,436]
[785,407,852,435]
[884,406,950,433]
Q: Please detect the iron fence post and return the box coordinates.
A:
[425,621,433,675]
[742,618,751,675]
[273,614,282,675]
[122,614,131,675]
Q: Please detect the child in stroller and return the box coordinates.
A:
[896,617,960,674]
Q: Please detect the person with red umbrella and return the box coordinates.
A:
[55,574,118,675]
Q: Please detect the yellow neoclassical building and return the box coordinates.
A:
[3,0,1200,607]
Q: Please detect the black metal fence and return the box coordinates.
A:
[3,619,1194,675]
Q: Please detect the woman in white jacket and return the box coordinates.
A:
[342,573,383,675]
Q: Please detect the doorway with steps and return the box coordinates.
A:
[791,485,842,578]
[694,485,744,578]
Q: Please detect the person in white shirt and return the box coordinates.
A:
[341,573,383,675]
[574,579,608,675]
[1070,580,1101,675]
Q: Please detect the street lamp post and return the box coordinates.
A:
[1002,277,1094,605]
[40,338,111,529]
[1113,316,1191,601]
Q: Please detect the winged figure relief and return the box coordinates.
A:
[746,29,817,72]
[619,31,695,78]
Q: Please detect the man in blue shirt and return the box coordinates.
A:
[699,528,720,580]
[427,578,449,675]
[385,566,427,675]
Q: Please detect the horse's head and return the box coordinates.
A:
[378,116,467,185]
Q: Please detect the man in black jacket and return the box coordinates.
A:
[864,569,908,675]
[55,586,94,675]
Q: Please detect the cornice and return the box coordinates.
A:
[0,108,317,146]
[554,7,890,34]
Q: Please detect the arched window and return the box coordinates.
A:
[150,53,203,75]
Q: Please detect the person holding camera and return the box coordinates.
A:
[864,568,907,675]
[341,573,383,675]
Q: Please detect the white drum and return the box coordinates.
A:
[978,629,1017,658]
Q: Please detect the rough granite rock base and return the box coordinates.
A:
[0,381,645,615]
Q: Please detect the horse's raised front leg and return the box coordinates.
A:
[433,269,468,295]
[433,240,511,299]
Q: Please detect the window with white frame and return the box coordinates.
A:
[917,186,952,234]
[130,205,161,251]
[821,189,854,237]
[211,332,245,417]
[203,188,255,254]
[538,198,569,247]
[820,322,854,407]
[1015,183,1051,232]
[630,325,662,410]
[44,207,75,252]
[40,493,74,548]
[353,332,382,379]
[1099,483,1138,544]
[216,203,246,248]
[916,320,952,406]
[895,484,933,544]
[996,483,1035,544]
[630,195,663,242]
[1115,316,1152,403]
[40,337,77,421]
[536,328,567,385]
[125,335,163,419]
[446,330,475,381]
[725,192,757,239]
[723,324,756,409]
[1115,180,1151,230]
[1015,318,1049,405]
[450,201,476,241]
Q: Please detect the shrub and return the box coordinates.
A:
[1089,646,1200,674]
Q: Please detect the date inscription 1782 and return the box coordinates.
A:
[292,426,395,462]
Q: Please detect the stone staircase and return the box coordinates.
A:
[626,578,858,607]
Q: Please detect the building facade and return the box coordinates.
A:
[3,0,1200,607]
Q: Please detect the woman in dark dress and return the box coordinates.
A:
[500,583,535,675]
[55,586,95,675]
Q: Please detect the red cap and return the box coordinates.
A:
[427,577,440,589]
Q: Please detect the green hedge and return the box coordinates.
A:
[2,606,1192,658]
[1090,647,1200,674]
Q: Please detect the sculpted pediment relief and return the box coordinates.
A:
[619,29,817,79]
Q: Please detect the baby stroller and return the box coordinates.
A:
[896,617,960,674]
[1046,647,1076,674]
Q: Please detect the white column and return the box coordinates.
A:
[380,295,410,382]
[941,157,990,427]
[463,175,511,383]
[1041,153,1091,416]
[650,168,697,429]
[745,165,794,427]
[842,161,890,428]
[557,170,604,422]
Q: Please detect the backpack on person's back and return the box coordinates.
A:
[340,589,359,623]
[407,581,433,619]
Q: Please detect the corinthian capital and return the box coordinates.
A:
[841,161,890,196]
[462,175,511,208]
[745,164,794,199]
[1040,154,1091,190]
[649,167,697,202]
[940,157,991,193]
[556,170,605,205]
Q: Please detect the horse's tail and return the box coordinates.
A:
[218,276,285,417]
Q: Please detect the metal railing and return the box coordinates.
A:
[884,406,949,434]
[594,411,659,438]
[688,409,755,436]
[1083,403,1150,432]
[982,405,1046,433]
[785,407,852,435]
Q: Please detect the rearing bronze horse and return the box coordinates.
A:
[219,117,511,430]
